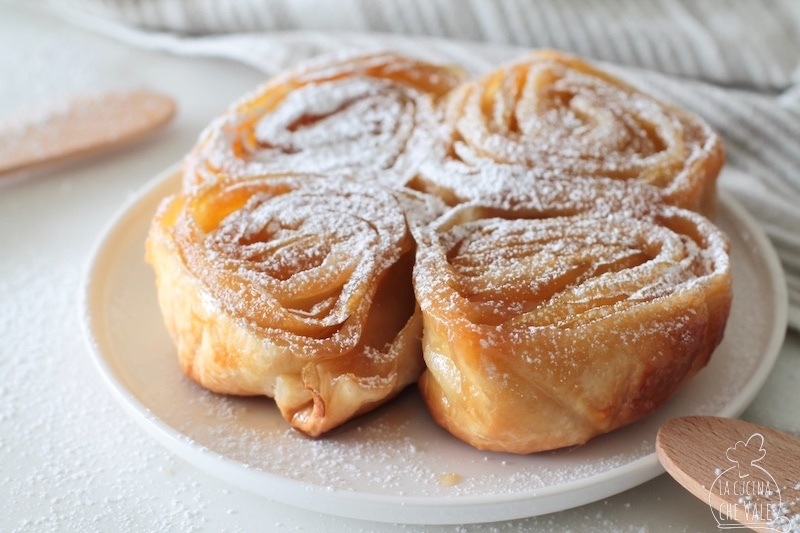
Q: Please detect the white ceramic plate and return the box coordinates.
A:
[80,165,787,525]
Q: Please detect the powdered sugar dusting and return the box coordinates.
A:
[116,184,765,501]
[415,50,722,209]
[414,193,729,332]
[410,187,731,453]
[1,12,788,529]
[157,383,661,498]
[182,52,461,191]
[172,177,415,342]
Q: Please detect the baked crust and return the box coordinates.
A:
[146,50,733,449]
[146,174,440,436]
[415,49,724,216]
[182,52,463,190]
[412,188,732,453]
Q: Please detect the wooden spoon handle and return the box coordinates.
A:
[657,416,800,532]
[0,89,175,175]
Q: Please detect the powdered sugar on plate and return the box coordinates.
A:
[78,168,786,523]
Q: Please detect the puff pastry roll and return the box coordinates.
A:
[146,175,441,436]
[416,50,723,214]
[182,52,462,190]
[412,187,732,453]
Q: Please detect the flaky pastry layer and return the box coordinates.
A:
[415,50,724,215]
[146,174,440,436]
[182,52,463,191]
[413,189,732,453]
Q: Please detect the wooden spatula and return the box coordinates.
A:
[0,89,175,176]
[657,416,800,532]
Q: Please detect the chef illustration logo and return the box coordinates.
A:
[709,433,785,531]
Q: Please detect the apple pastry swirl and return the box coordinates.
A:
[412,188,732,453]
[182,52,462,190]
[146,174,442,436]
[415,50,724,214]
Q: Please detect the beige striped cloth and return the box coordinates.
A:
[55,0,800,329]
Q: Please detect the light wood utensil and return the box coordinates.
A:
[657,416,800,532]
[0,89,175,175]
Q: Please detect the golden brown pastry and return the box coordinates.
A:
[146,173,442,436]
[147,49,734,452]
[182,52,463,190]
[412,181,732,453]
[414,49,724,214]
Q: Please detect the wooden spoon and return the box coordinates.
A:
[657,416,800,532]
[0,89,175,176]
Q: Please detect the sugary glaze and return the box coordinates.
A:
[146,174,443,436]
[413,183,732,453]
[414,50,724,214]
[182,52,463,190]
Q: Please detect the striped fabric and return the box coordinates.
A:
[59,0,800,90]
[55,0,800,328]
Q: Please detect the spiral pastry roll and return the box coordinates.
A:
[416,50,723,214]
[413,192,732,453]
[182,52,462,190]
[146,175,441,436]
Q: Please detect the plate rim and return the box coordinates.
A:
[79,164,789,524]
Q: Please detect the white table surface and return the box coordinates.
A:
[1,3,798,532]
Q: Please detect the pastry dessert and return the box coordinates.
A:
[146,49,733,451]
[146,174,441,436]
[412,183,732,453]
[182,52,462,190]
[415,50,724,215]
